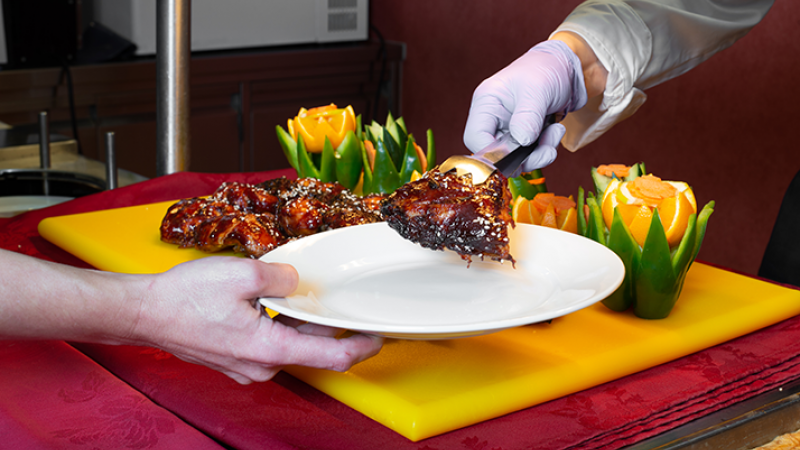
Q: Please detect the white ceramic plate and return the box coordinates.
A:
[259,222,624,340]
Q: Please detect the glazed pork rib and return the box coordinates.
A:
[160,183,285,257]
[380,169,515,266]
[160,178,383,258]
[161,172,514,265]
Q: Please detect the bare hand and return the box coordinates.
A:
[130,257,384,384]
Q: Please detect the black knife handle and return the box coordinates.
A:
[493,114,558,177]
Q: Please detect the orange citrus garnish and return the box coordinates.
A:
[512,194,576,233]
[512,196,535,225]
[557,207,578,233]
[540,203,558,228]
[288,104,356,153]
[628,205,654,247]
[658,189,695,247]
[602,178,645,229]
[602,175,697,247]
[531,192,576,213]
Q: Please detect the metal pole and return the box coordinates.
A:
[38,111,51,196]
[38,112,51,170]
[156,0,191,176]
[105,132,118,190]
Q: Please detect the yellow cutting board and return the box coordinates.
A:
[39,203,800,441]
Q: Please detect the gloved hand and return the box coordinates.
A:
[463,40,588,170]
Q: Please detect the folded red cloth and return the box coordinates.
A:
[0,340,224,450]
[3,170,800,450]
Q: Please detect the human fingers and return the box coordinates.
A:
[272,314,344,338]
[463,84,513,153]
[215,324,382,380]
[265,326,384,373]
[174,353,279,385]
[222,371,256,385]
[520,123,566,171]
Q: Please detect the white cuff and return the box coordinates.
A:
[560,87,647,151]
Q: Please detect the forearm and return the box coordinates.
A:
[549,31,608,101]
[551,0,775,150]
[0,249,145,344]
[0,249,381,384]
[556,0,774,94]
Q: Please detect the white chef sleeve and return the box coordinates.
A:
[551,0,775,150]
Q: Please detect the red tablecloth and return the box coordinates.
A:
[3,170,800,450]
[0,340,224,450]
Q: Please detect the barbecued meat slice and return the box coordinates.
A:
[322,191,383,230]
[160,197,239,247]
[160,196,285,256]
[380,169,515,266]
[161,177,385,258]
[359,194,385,213]
[259,176,346,204]
[192,214,285,255]
[269,178,384,236]
[211,182,280,214]
[279,196,330,237]
[323,207,382,229]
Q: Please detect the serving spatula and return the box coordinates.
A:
[438,114,556,184]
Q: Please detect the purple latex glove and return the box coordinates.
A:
[463,40,588,170]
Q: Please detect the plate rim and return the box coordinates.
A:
[259,222,624,339]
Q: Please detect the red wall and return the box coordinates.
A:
[371,0,800,277]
